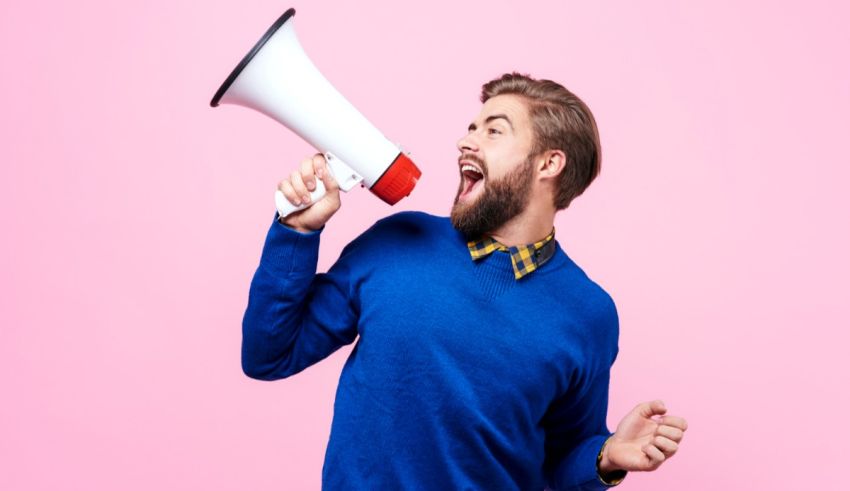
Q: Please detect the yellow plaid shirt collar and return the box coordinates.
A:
[467,229,556,280]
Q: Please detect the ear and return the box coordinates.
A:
[536,150,567,180]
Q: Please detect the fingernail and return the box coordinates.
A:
[307,180,315,191]
[303,195,311,203]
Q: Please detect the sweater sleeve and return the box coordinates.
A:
[543,367,624,491]
[240,211,363,381]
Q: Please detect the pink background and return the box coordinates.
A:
[2,1,848,489]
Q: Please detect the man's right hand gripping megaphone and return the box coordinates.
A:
[210,7,421,222]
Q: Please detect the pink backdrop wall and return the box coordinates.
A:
[2,1,848,489]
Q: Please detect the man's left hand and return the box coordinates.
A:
[599,400,688,474]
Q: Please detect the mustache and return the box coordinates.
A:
[458,154,487,174]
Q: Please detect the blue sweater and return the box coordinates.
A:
[243,211,621,490]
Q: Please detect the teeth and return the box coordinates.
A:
[461,164,482,175]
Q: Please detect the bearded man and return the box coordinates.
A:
[242,73,688,490]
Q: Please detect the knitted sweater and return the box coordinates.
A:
[242,211,622,490]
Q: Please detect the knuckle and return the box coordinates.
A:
[290,172,304,188]
[302,171,315,186]
[280,184,296,202]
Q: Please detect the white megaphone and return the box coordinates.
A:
[211,8,421,218]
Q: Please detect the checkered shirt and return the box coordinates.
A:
[467,229,556,280]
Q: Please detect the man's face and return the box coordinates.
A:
[450,94,538,238]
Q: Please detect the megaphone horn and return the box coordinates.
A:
[211,8,421,218]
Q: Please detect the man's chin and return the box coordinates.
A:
[450,195,477,221]
[450,201,485,237]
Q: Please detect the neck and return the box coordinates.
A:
[488,198,556,247]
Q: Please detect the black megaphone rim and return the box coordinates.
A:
[210,8,297,107]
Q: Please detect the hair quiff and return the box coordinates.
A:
[480,72,601,210]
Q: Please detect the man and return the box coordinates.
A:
[243,73,688,490]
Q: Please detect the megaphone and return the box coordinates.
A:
[211,8,421,218]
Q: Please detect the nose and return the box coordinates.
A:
[456,130,479,154]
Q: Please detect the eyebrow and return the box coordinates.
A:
[468,114,514,132]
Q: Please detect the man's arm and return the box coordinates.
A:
[241,212,362,380]
[242,153,358,380]
[543,368,628,491]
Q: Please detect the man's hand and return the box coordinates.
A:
[599,400,688,474]
[278,153,341,233]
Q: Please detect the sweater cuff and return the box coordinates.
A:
[555,433,623,490]
[259,211,323,275]
[596,435,628,486]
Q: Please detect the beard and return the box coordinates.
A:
[450,153,536,238]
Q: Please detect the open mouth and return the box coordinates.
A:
[459,163,485,200]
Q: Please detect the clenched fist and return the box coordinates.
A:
[599,400,688,476]
[278,153,341,233]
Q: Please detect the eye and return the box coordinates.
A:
[488,128,501,135]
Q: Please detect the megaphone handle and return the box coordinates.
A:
[274,153,362,219]
[275,178,328,219]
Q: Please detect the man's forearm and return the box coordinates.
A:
[242,214,323,380]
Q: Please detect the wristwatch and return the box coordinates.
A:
[596,435,628,486]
